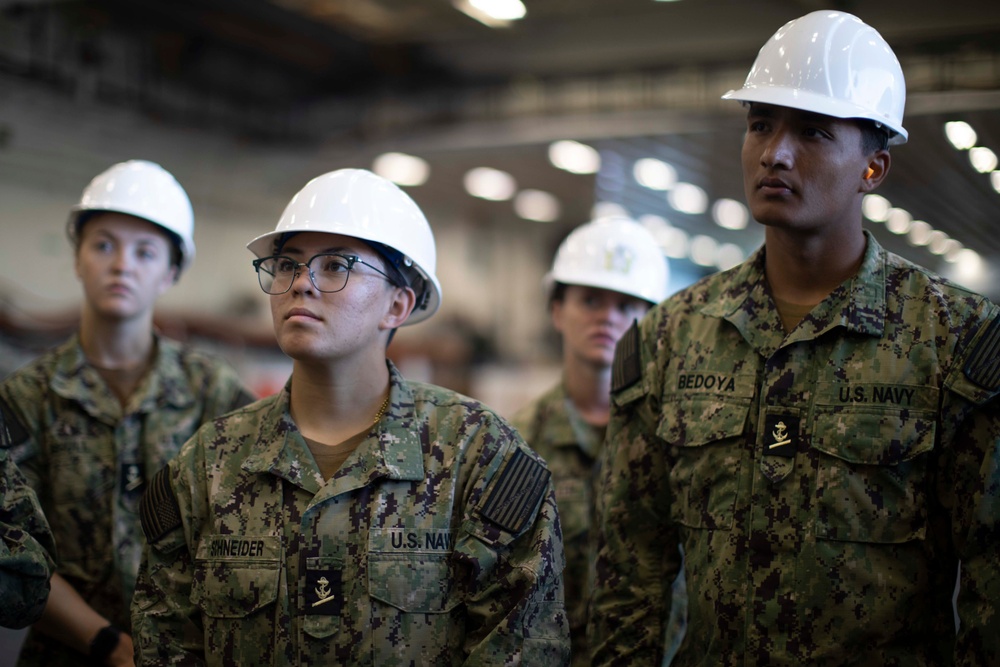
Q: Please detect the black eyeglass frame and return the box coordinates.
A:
[252,252,394,295]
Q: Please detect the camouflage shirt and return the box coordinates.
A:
[511,381,604,666]
[132,362,570,666]
[0,439,55,629]
[590,232,1000,666]
[0,333,253,664]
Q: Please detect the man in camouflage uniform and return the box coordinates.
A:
[590,11,1000,666]
[512,217,681,665]
[0,160,253,666]
[1,414,55,629]
[132,169,570,665]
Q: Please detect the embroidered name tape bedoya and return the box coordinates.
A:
[964,316,1000,391]
[479,448,551,534]
[140,466,183,544]
[612,320,642,393]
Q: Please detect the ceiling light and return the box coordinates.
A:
[668,182,708,215]
[372,152,429,187]
[464,167,516,201]
[907,220,932,246]
[992,171,1000,193]
[453,0,525,27]
[659,227,689,259]
[862,194,891,222]
[970,147,998,173]
[712,198,749,230]
[634,158,677,191]
[549,140,601,174]
[513,189,560,222]
[953,248,984,283]
[944,241,965,263]
[927,230,950,255]
[944,121,977,150]
[690,235,718,266]
[885,208,912,235]
[715,243,745,271]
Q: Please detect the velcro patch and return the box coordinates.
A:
[611,320,642,393]
[479,449,551,534]
[763,413,798,458]
[140,466,182,544]
[0,399,29,449]
[964,316,1000,391]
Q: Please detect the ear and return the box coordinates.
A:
[859,150,891,192]
[157,264,178,296]
[380,286,416,331]
[550,299,566,334]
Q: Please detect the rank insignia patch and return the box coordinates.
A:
[304,568,343,615]
[763,413,798,458]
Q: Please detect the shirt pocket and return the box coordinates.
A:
[812,408,935,543]
[659,397,750,530]
[191,535,282,649]
[368,552,462,664]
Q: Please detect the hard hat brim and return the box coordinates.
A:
[722,86,908,145]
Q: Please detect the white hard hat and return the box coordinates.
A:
[722,10,907,145]
[68,160,196,272]
[247,168,442,326]
[546,217,669,305]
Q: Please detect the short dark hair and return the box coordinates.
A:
[858,120,891,155]
[549,282,568,306]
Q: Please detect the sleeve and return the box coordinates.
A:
[457,421,571,666]
[941,313,1000,666]
[131,443,207,666]
[0,374,46,494]
[588,318,678,667]
[197,356,257,420]
[0,446,56,629]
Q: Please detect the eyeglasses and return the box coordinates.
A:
[252,253,392,295]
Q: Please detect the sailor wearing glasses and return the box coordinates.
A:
[131,168,570,666]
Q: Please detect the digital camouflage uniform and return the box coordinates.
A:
[132,362,570,666]
[0,432,55,629]
[512,381,686,666]
[590,232,1000,666]
[0,333,253,665]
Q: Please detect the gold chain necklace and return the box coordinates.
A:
[371,395,390,428]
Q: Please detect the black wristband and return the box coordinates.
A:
[89,625,122,665]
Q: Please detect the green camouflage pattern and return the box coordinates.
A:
[590,232,1000,666]
[132,362,570,666]
[0,333,253,664]
[0,440,55,629]
[512,381,687,666]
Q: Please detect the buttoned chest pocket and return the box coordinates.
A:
[659,398,750,530]
[192,535,281,660]
[47,418,113,506]
[812,409,935,543]
[368,552,462,664]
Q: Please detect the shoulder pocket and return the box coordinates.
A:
[658,397,750,530]
[812,408,935,543]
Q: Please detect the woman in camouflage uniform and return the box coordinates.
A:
[511,217,681,665]
[0,161,253,666]
[132,168,570,666]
